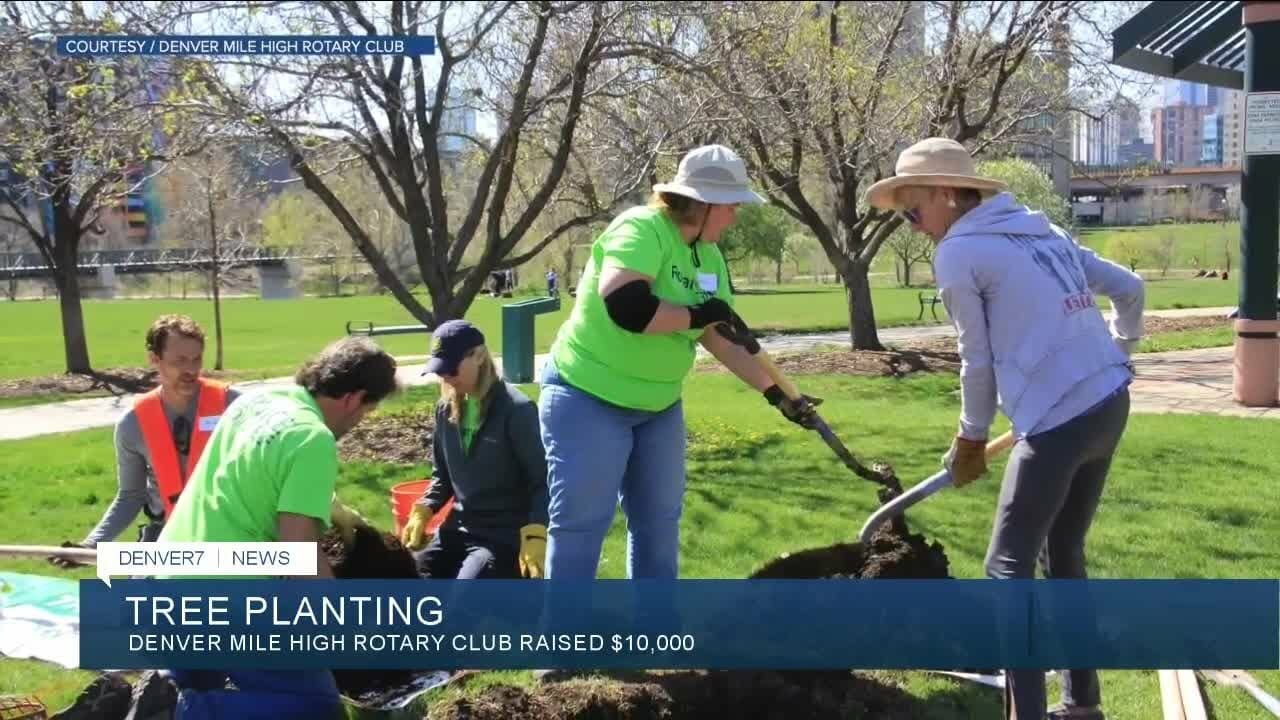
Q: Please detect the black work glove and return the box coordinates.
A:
[764,385,823,429]
[688,297,734,329]
[48,540,90,569]
[714,310,761,354]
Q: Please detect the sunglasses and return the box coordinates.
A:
[898,207,922,224]
[173,416,191,456]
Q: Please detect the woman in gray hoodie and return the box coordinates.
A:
[866,138,1145,720]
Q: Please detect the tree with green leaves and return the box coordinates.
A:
[885,226,934,288]
[653,1,1134,349]
[119,1,685,329]
[162,146,269,370]
[0,2,206,373]
[719,203,793,283]
[1104,235,1145,273]
[975,158,1073,231]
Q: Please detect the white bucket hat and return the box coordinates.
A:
[864,137,1007,211]
[653,145,766,205]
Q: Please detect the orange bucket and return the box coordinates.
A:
[390,480,452,536]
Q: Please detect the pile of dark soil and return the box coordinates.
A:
[321,524,419,580]
[431,509,953,719]
[747,515,949,581]
[319,524,432,702]
[434,670,934,720]
[337,409,434,465]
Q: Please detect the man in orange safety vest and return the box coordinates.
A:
[52,315,238,567]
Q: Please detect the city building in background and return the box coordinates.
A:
[1221,88,1246,168]
[1148,79,1242,169]
[1152,104,1217,167]
[1201,112,1224,166]
[1072,94,1143,167]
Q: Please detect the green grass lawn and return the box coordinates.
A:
[0,274,1241,385]
[2,371,1276,716]
[0,393,99,410]
[1079,222,1241,271]
[1140,325,1235,354]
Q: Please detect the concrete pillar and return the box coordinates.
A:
[1233,1,1280,407]
[258,259,302,300]
[81,265,118,300]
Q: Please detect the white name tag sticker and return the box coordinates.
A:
[697,273,718,293]
[198,415,221,432]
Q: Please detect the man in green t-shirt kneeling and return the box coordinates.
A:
[158,337,399,720]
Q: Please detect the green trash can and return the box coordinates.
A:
[501,296,561,382]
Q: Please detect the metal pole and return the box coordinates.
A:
[1234,2,1280,406]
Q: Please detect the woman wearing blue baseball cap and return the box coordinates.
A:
[537,144,821,581]
[400,320,550,579]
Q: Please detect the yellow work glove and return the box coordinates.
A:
[519,524,547,579]
[943,436,988,488]
[330,498,372,546]
[400,505,435,551]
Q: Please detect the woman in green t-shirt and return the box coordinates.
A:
[538,145,820,579]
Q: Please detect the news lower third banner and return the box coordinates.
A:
[56,35,436,57]
[79,579,1278,671]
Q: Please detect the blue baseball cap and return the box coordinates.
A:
[423,320,485,377]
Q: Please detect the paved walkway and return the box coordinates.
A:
[3,306,1269,442]
[1129,346,1280,419]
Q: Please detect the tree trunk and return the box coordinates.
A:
[207,191,224,372]
[775,256,783,284]
[55,267,91,373]
[561,245,574,287]
[903,260,913,288]
[842,262,882,350]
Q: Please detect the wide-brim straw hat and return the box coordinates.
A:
[653,144,766,205]
[864,138,1008,211]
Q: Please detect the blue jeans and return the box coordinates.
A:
[167,669,341,720]
[538,360,687,579]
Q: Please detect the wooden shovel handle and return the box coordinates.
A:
[984,430,1017,460]
[0,544,98,562]
[756,351,802,401]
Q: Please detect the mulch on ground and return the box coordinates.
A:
[698,338,961,378]
[0,367,240,402]
[699,315,1230,379]
[0,367,159,401]
[336,409,435,465]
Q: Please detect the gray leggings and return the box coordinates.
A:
[985,388,1130,719]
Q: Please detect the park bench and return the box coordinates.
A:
[345,295,560,383]
[917,291,943,321]
[345,321,430,337]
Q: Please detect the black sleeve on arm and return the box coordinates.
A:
[603,279,662,333]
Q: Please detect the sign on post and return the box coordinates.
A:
[1244,92,1280,156]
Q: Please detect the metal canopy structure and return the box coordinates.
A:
[1111,0,1280,407]
[1112,1,1245,89]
